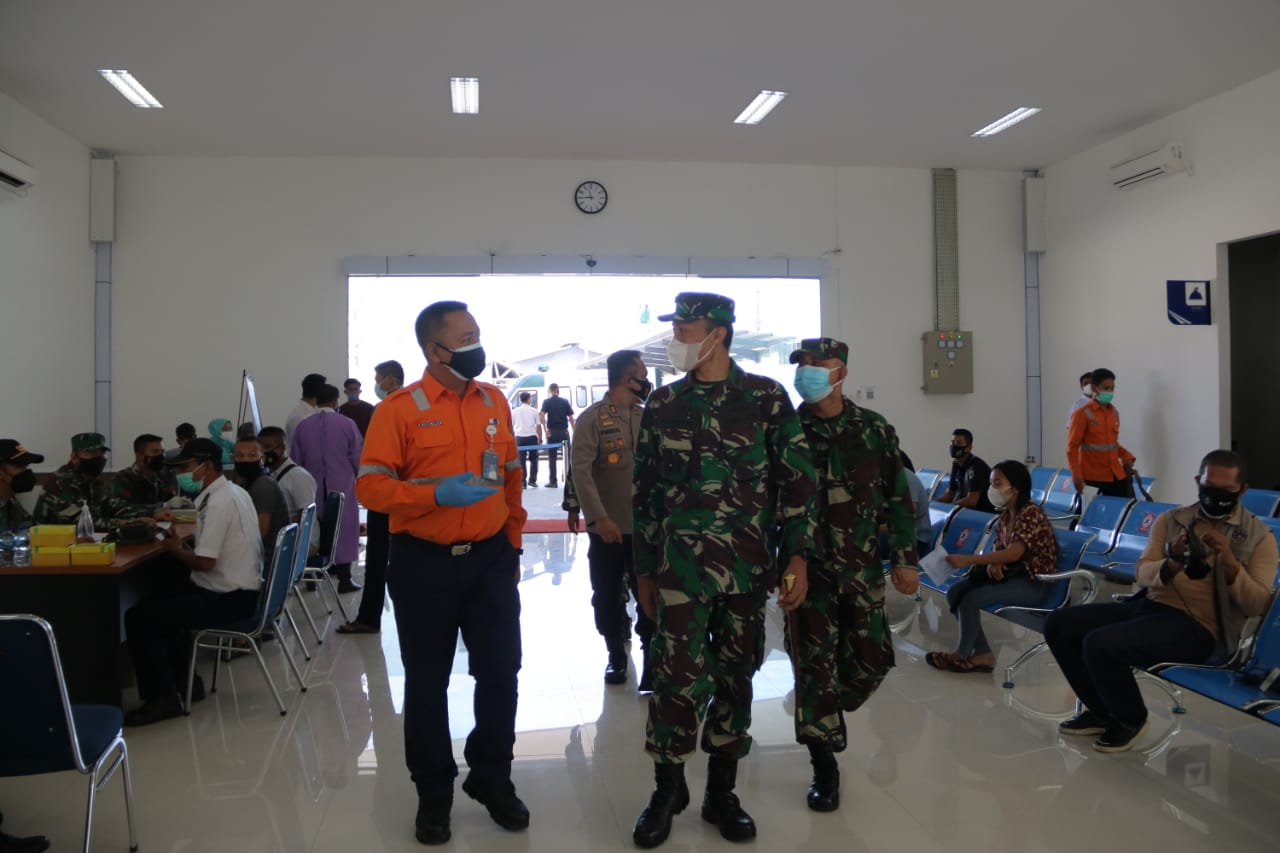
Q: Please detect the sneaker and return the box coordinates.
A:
[1093,719,1148,753]
[1058,710,1108,737]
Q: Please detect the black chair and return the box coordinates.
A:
[0,615,139,853]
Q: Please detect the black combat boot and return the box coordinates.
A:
[806,743,840,812]
[637,645,654,693]
[604,638,628,685]
[633,763,689,848]
[700,756,756,842]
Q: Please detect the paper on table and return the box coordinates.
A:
[920,547,959,586]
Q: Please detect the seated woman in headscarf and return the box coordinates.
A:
[926,459,1059,673]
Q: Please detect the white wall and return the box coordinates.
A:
[109,156,1028,470]
[1042,68,1280,498]
[0,92,94,467]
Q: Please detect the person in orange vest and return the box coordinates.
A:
[355,300,528,846]
[1067,367,1135,498]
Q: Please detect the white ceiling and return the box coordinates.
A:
[4,0,1280,169]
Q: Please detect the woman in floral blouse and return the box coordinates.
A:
[927,460,1060,673]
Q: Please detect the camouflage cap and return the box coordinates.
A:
[71,432,110,452]
[789,337,849,365]
[657,292,736,324]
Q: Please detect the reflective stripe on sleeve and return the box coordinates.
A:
[410,388,431,411]
[1081,443,1119,452]
[358,464,399,479]
[504,459,522,471]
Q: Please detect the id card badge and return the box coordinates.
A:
[481,449,501,483]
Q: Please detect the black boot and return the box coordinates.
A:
[806,743,840,812]
[633,763,689,848]
[604,651,628,684]
[700,756,756,842]
[637,646,654,693]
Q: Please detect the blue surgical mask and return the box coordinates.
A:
[375,385,389,400]
[794,365,836,404]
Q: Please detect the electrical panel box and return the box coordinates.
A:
[922,330,974,394]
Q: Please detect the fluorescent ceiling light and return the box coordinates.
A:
[971,107,1041,138]
[451,77,478,114]
[734,90,787,125]
[98,70,163,109]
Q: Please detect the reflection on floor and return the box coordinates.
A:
[4,532,1279,852]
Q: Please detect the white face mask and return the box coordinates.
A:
[221,429,234,441]
[667,332,714,373]
[1082,386,1094,398]
[988,485,1012,510]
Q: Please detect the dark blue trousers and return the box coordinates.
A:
[386,532,522,798]
[1044,597,1214,729]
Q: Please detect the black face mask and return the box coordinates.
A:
[949,445,967,460]
[78,456,107,477]
[1198,485,1240,519]
[263,451,282,469]
[10,469,36,493]
[234,461,263,481]
[145,454,165,472]
[630,377,653,401]
[437,342,487,380]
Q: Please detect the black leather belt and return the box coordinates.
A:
[407,532,502,557]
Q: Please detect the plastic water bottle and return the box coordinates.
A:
[12,528,30,567]
[0,528,12,565]
[76,500,96,543]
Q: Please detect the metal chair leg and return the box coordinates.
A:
[247,638,288,715]
[1136,669,1186,713]
[291,586,324,645]
[284,608,312,662]
[1002,641,1049,689]
[82,764,97,853]
[321,571,353,622]
[120,740,139,852]
[275,617,309,691]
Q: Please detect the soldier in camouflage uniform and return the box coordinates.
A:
[631,293,817,849]
[34,432,113,531]
[0,438,45,534]
[105,433,177,522]
[788,338,919,812]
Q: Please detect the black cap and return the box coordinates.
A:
[167,437,223,466]
[0,439,44,466]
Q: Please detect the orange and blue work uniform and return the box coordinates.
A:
[1066,399,1135,497]
[356,368,527,799]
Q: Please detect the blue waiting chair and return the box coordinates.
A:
[1030,466,1059,506]
[1081,501,1178,583]
[1153,591,1280,722]
[285,503,322,648]
[929,475,951,503]
[916,468,944,496]
[1074,495,1135,557]
[918,508,998,596]
[303,490,352,623]
[991,528,1099,688]
[1242,489,1280,519]
[1041,471,1082,526]
[187,523,306,716]
[0,615,139,853]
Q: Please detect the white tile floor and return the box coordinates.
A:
[4,533,1280,852]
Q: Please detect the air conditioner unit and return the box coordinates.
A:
[0,149,37,196]
[1110,143,1189,190]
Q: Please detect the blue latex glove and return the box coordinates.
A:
[434,472,499,507]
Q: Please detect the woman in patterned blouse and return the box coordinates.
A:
[926,460,1060,673]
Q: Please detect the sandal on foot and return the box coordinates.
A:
[925,652,956,670]
[947,657,994,674]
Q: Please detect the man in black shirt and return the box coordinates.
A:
[539,383,575,488]
[938,428,994,513]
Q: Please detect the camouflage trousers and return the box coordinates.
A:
[645,588,767,763]
[786,563,893,746]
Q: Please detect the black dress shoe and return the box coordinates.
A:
[337,579,363,594]
[415,795,452,845]
[604,653,628,685]
[0,829,51,853]
[461,777,530,831]
[124,694,185,727]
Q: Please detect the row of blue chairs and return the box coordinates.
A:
[918,505,1099,688]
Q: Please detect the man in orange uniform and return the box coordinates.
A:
[1067,367,1136,498]
[356,300,528,846]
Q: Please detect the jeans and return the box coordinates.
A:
[945,572,1054,657]
[1044,597,1215,729]
[386,532,522,797]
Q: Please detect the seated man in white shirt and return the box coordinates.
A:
[123,438,264,727]
[258,426,320,556]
